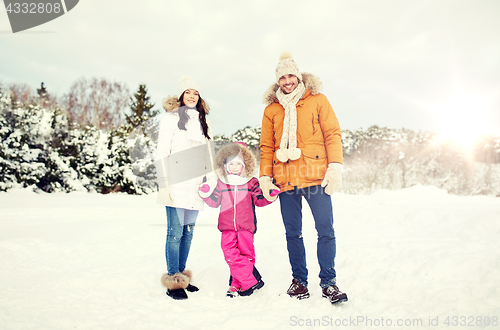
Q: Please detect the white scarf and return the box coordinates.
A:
[275,82,306,163]
[185,108,205,143]
[221,174,250,186]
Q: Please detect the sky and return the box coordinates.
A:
[1,0,499,146]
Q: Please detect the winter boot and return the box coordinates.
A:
[166,288,188,300]
[239,279,265,297]
[229,265,262,285]
[226,286,239,298]
[161,272,190,300]
[322,285,348,304]
[286,278,310,300]
[186,284,199,292]
[181,270,199,292]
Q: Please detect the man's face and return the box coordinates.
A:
[278,74,299,94]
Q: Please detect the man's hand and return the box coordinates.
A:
[321,163,342,195]
[259,176,280,201]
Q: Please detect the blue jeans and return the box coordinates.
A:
[279,185,336,288]
[165,207,198,275]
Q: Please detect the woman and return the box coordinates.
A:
[155,76,212,300]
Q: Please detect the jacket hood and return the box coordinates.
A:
[162,95,210,114]
[215,143,256,180]
[163,95,180,112]
[262,72,322,105]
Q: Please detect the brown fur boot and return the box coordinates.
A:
[161,272,190,300]
[182,270,199,292]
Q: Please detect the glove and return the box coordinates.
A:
[270,189,280,197]
[259,176,279,202]
[156,177,174,204]
[321,163,342,195]
[155,158,173,204]
[198,175,217,198]
[199,184,210,193]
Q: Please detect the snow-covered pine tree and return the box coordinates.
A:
[35,107,85,192]
[0,86,16,191]
[0,93,50,190]
[123,85,160,193]
[213,126,261,157]
[61,124,104,192]
[94,125,148,194]
[127,126,158,194]
[126,84,158,133]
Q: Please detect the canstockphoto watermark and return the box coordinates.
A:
[3,0,79,33]
[290,315,499,327]
[290,316,425,327]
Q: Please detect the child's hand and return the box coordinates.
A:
[270,189,280,197]
[259,176,279,202]
[199,175,217,198]
[199,184,210,193]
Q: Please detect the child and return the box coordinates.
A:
[199,142,277,297]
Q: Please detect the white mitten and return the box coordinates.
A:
[259,176,280,202]
[156,177,173,204]
[155,158,174,204]
[321,163,343,195]
[198,175,217,198]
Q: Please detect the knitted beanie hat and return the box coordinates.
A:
[178,75,200,99]
[275,51,302,83]
[226,153,245,168]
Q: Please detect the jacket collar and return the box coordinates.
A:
[218,172,252,185]
[262,72,322,106]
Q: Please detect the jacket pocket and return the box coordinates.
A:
[302,147,328,181]
[272,152,287,188]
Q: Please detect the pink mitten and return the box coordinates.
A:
[270,189,280,197]
[259,176,279,201]
[199,184,210,193]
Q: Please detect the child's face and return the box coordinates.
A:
[227,161,244,175]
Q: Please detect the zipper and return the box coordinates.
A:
[233,185,238,231]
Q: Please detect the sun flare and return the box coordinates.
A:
[426,85,499,153]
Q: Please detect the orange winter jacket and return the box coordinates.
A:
[259,73,343,192]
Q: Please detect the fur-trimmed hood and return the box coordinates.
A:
[214,143,256,180]
[162,95,180,112]
[262,72,322,105]
[162,95,210,113]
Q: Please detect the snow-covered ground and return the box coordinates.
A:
[1,185,499,329]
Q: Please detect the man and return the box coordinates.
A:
[259,51,347,304]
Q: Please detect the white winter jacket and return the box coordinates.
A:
[155,106,213,210]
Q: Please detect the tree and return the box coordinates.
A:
[126,84,158,132]
[7,82,57,109]
[63,77,130,130]
[7,83,33,105]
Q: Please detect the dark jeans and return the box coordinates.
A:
[279,185,337,288]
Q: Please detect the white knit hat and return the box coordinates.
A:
[275,51,302,83]
[178,75,200,98]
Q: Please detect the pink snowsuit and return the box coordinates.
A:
[201,176,272,291]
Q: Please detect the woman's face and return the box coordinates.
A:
[183,89,199,108]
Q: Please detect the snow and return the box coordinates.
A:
[1,185,499,329]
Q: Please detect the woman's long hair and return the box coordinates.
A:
[178,92,211,140]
